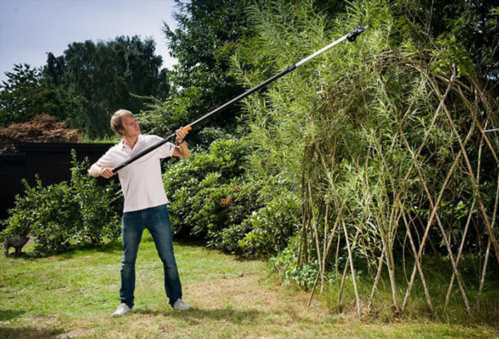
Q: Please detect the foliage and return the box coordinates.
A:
[393,0,499,81]
[0,64,69,126]
[226,0,499,317]
[149,0,349,138]
[164,139,252,238]
[139,0,260,141]
[0,178,78,255]
[270,236,319,290]
[46,36,167,137]
[70,151,121,245]
[0,152,121,255]
[163,135,300,257]
[0,36,169,137]
[237,190,300,257]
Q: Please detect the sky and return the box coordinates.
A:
[0,0,179,82]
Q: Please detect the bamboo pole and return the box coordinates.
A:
[443,127,485,310]
[410,150,472,314]
[455,86,499,166]
[367,240,385,311]
[400,209,434,313]
[427,74,499,265]
[342,221,362,317]
[400,123,475,311]
[476,173,499,309]
[337,229,361,312]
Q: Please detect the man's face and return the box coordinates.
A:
[121,115,141,137]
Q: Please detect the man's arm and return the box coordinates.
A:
[88,165,114,178]
[88,148,117,179]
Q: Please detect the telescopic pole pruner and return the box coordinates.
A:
[113,26,366,173]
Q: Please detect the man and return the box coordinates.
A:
[88,109,192,316]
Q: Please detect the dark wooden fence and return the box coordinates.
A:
[0,142,114,221]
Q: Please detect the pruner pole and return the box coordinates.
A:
[113,26,366,172]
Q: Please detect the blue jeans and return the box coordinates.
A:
[120,204,182,308]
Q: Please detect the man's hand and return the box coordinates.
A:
[101,167,114,179]
[175,125,192,144]
[173,125,192,159]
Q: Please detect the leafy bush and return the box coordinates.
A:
[164,138,252,239]
[70,151,121,245]
[0,151,121,255]
[237,192,300,257]
[270,236,319,290]
[211,179,264,253]
[1,178,79,255]
[163,136,299,257]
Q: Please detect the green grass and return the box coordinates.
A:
[321,255,499,325]
[1,233,498,338]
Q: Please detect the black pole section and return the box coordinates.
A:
[113,26,366,173]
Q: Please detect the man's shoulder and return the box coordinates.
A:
[142,134,165,144]
[142,134,160,140]
[110,142,123,151]
[105,142,123,155]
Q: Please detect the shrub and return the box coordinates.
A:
[270,236,319,290]
[1,178,79,255]
[70,152,121,245]
[164,138,252,239]
[208,179,264,253]
[0,151,121,255]
[237,192,300,257]
[164,136,299,257]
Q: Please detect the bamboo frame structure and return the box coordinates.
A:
[301,64,499,319]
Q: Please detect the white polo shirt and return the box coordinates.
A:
[88,134,176,213]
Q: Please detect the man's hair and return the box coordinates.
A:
[110,109,134,135]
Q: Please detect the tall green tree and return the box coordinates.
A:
[0,64,65,126]
[394,0,498,91]
[139,0,260,141]
[140,0,351,143]
[1,36,169,137]
[48,36,166,137]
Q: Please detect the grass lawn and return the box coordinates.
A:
[1,233,498,338]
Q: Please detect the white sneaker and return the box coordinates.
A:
[173,299,191,311]
[112,303,131,316]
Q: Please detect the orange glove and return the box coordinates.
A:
[175,125,192,144]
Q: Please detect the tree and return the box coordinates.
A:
[54,36,166,137]
[394,0,498,91]
[1,36,169,137]
[141,0,348,143]
[139,0,259,140]
[0,64,55,126]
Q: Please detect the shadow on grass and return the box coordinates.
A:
[171,238,267,263]
[1,253,34,260]
[0,326,64,339]
[58,241,122,259]
[73,240,121,252]
[170,238,206,247]
[4,240,123,260]
[0,309,25,321]
[134,307,262,325]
